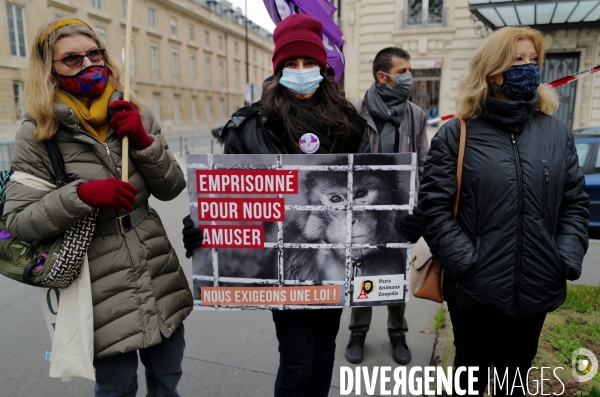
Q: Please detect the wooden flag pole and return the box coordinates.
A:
[122,0,134,182]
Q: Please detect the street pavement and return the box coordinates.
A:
[0,136,597,397]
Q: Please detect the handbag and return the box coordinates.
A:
[47,253,95,381]
[0,139,97,289]
[410,118,466,303]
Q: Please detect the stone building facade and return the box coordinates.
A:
[341,0,600,130]
[0,0,274,138]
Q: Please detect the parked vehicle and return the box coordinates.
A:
[574,126,600,135]
[574,133,600,235]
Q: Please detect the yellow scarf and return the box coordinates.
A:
[56,83,116,142]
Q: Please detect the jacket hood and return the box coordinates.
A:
[482,93,539,135]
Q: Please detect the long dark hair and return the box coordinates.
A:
[261,69,364,154]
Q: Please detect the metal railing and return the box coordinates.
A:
[0,141,13,172]
[0,134,216,172]
[163,130,221,157]
[401,7,447,27]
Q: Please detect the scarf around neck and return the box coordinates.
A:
[274,102,363,154]
[365,82,407,153]
[56,83,116,142]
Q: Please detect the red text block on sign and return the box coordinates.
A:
[196,170,299,194]
[201,225,264,248]
[201,286,340,306]
[197,198,285,222]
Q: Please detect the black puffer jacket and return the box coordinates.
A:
[418,94,589,316]
[221,102,372,155]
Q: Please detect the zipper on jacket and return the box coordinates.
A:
[542,160,549,230]
[511,133,524,316]
[78,126,118,174]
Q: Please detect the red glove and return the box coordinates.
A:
[77,178,137,212]
[109,100,153,150]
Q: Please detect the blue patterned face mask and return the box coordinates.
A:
[279,67,323,95]
[498,63,541,101]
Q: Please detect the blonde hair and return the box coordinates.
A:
[24,17,141,141]
[456,26,559,119]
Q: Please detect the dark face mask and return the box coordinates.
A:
[498,63,541,101]
[57,65,108,98]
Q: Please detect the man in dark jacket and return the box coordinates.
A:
[345,47,429,365]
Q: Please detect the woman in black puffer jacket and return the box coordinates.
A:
[419,26,588,396]
[182,13,423,397]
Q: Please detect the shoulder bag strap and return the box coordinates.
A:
[44,140,69,188]
[453,119,467,217]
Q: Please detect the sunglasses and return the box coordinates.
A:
[53,48,106,68]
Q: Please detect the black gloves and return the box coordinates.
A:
[182,215,203,259]
[402,207,425,244]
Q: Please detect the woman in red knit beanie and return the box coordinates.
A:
[184,13,368,396]
[183,13,424,396]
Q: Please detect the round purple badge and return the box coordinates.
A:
[299,133,320,154]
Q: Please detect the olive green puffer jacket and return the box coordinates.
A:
[4,91,193,358]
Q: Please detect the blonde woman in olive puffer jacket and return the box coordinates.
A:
[4,17,193,396]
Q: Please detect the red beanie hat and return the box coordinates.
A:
[272,14,328,73]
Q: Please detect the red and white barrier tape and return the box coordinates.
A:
[426,114,455,125]
[423,65,598,126]
[546,64,600,88]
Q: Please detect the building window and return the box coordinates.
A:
[253,49,256,62]
[173,95,180,119]
[150,43,159,78]
[13,81,24,119]
[234,41,238,56]
[190,53,196,83]
[206,97,212,119]
[218,60,224,87]
[205,57,211,87]
[95,27,106,43]
[148,8,157,29]
[121,0,128,18]
[234,63,240,89]
[191,97,197,120]
[6,4,26,57]
[121,38,135,76]
[204,30,210,46]
[152,93,161,120]
[411,66,442,123]
[170,17,177,36]
[189,23,195,41]
[220,98,225,118]
[92,0,102,10]
[218,35,223,51]
[404,0,445,27]
[171,49,179,81]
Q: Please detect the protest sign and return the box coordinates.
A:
[187,153,416,310]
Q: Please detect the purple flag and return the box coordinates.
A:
[263,0,345,82]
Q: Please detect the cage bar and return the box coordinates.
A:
[343,154,355,308]
[207,154,219,287]
[188,163,412,171]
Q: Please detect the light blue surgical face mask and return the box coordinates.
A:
[279,67,323,95]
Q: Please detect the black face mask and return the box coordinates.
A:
[497,64,541,101]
